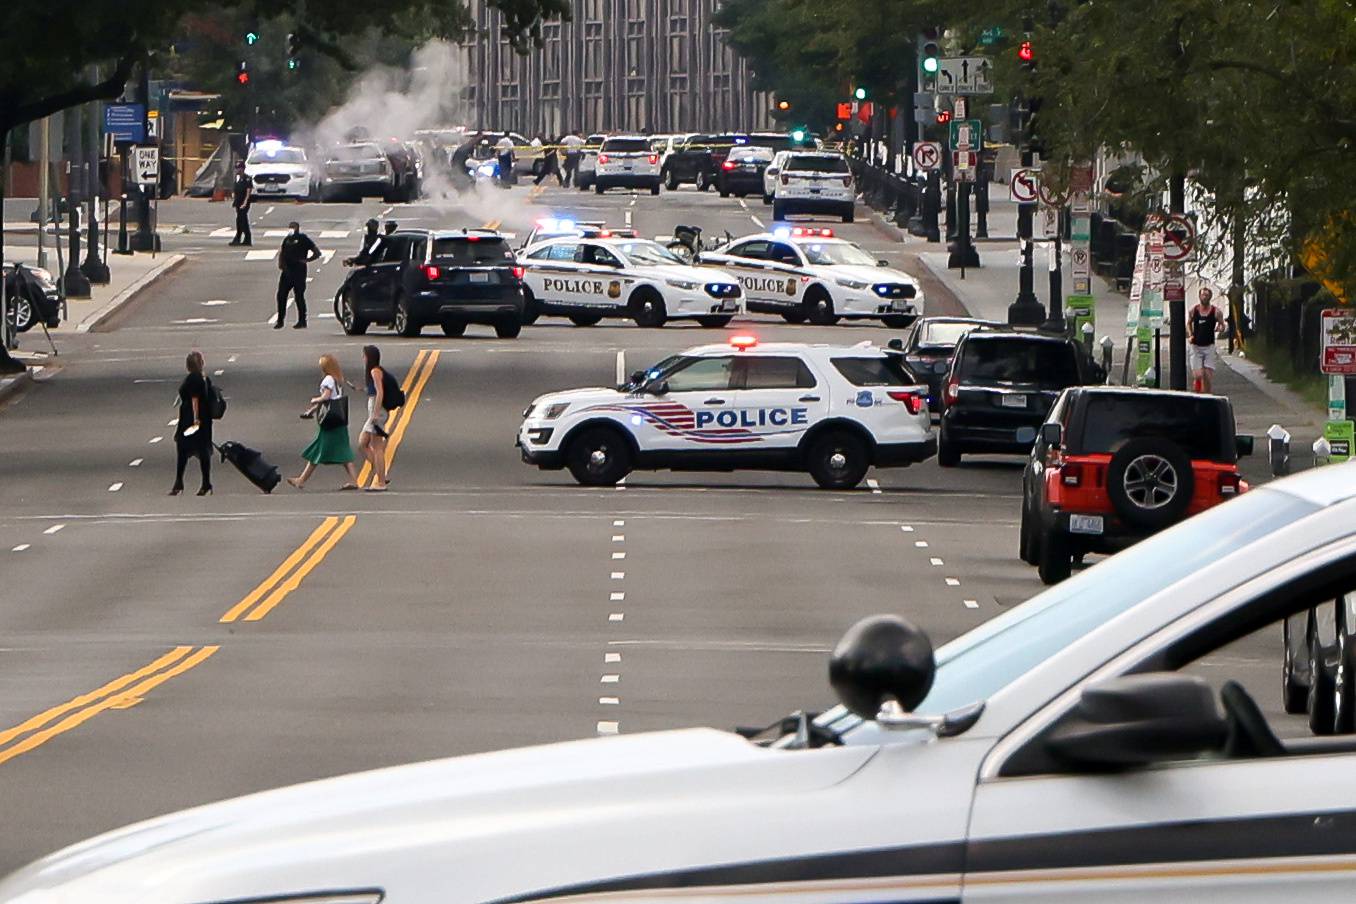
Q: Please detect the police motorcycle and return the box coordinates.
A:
[663,223,733,264]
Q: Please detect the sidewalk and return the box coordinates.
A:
[3,245,185,336]
[896,191,1326,471]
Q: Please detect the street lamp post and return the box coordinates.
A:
[62,106,92,299]
[1007,145,1043,325]
[131,57,160,253]
[81,70,110,284]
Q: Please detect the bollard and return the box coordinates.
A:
[1081,322,1094,354]
[1099,335,1114,383]
[1267,424,1291,476]
[1313,437,1332,468]
[114,192,131,256]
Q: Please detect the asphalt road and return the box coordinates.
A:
[0,182,1296,871]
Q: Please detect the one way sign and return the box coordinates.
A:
[936,57,994,95]
[133,146,160,186]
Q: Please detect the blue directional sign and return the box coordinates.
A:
[103,103,145,143]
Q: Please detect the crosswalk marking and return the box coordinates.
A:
[263,229,289,238]
[209,226,235,238]
[319,230,349,239]
[244,249,277,261]
[319,249,336,264]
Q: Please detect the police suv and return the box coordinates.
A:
[771,150,856,222]
[517,335,935,488]
[594,135,663,194]
[701,227,923,327]
[518,236,743,328]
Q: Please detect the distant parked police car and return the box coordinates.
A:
[593,135,663,195]
[243,140,312,199]
[518,335,935,488]
[772,151,856,223]
[701,227,922,327]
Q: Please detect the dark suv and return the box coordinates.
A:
[662,133,748,191]
[1021,387,1252,584]
[899,316,1001,414]
[938,331,1099,466]
[335,230,526,339]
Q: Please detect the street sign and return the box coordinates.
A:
[1142,231,1165,329]
[1010,168,1039,203]
[1162,214,1196,262]
[936,57,994,95]
[133,146,160,186]
[948,118,983,150]
[1322,308,1356,375]
[978,26,1005,46]
[952,150,977,180]
[1039,205,1058,238]
[1324,420,1354,463]
[147,109,160,140]
[103,103,145,144]
[912,141,942,171]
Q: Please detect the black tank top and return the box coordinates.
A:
[1190,306,1218,346]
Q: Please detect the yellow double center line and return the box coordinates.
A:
[0,646,219,766]
[220,515,357,623]
[357,348,440,488]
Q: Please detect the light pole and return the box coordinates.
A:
[62,106,92,299]
[82,68,110,284]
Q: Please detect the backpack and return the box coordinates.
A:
[206,379,227,420]
[380,368,406,411]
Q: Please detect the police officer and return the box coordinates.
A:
[344,218,381,266]
[495,134,515,187]
[534,140,562,186]
[275,221,321,329]
[229,161,253,246]
[560,132,584,187]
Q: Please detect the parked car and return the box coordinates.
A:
[2,261,60,333]
[762,149,793,204]
[898,317,1002,414]
[1284,594,1356,737]
[1021,386,1252,584]
[772,151,856,223]
[938,330,1101,466]
[716,146,774,198]
[243,140,312,200]
[574,133,608,191]
[319,142,417,203]
[594,135,662,194]
[661,133,749,191]
[334,229,525,339]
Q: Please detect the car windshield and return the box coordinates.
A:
[730,147,774,162]
[920,321,984,348]
[615,241,685,266]
[800,242,879,266]
[787,155,849,173]
[248,148,305,165]
[330,144,382,162]
[1078,393,1234,460]
[602,138,650,152]
[431,238,514,265]
[910,487,1319,715]
[748,135,794,152]
[959,338,1080,388]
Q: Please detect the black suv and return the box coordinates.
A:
[662,134,748,191]
[335,230,526,339]
[899,316,1001,414]
[938,330,1101,466]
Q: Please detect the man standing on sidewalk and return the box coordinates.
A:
[230,162,253,246]
[1188,286,1226,393]
[275,221,321,330]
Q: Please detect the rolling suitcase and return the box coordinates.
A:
[216,441,282,494]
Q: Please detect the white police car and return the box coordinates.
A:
[518,335,934,487]
[771,150,855,222]
[701,227,923,327]
[243,140,312,199]
[594,135,663,194]
[516,217,637,252]
[518,236,743,328]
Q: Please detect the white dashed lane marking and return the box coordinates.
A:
[930,557,944,566]
[43,524,65,535]
[611,571,625,580]
[609,613,624,622]
[964,599,979,609]
[597,721,620,734]
[108,483,123,493]
[612,552,626,560]
[149,436,163,444]
[12,544,30,552]
[914,540,928,548]
[129,458,143,467]
[600,674,620,684]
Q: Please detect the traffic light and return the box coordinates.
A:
[776,99,791,112]
[853,87,867,101]
[917,29,941,89]
[936,109,951,125]
[287,32,302,70]
[1018,40,1034,66]
[245,31,259,45]
[236,60,250,86]
[791,128,807,142]
[833,122,845,133]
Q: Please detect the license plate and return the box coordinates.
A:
[1069,514,1104,535]
[891,300,909,311]
[720,299,737,312]
[469,272,490,283]
[1000,394,1027,408]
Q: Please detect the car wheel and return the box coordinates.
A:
[631,289,668,328]
[1037,529,1072,585]
[494,318,522,339]
[881,314,917,329]
[1106,438,1194,531]
[1283,615,1311,715]
[664,169,678,191]
[806,431,870,490]
[650,181,661,196]
[441,320,467,337]
[1335,600,1356,732]
[567,313,603,327]
[762,193,772,205]
[9,294,34,333]
[697,316,732,328]
[696,170,711,192]
[842,207,855,224]
[393,295,421,338]
[804,287,838,326]
[781,310,807,324]
[1309,623,1338,736]
[521,289,541,325]
[337,290,369,336]
[936,429,961,468]
[566,426,633,486]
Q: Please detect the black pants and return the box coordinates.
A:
[497,153,515,185]
[174,436,211,490]
[277,267,308,323]
[233,206,251,244]
[534,157,561,185]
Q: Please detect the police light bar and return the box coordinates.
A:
[789,227,834,238]
[772,226,792,238]
[729,335,758,350]
[536,217,578,233]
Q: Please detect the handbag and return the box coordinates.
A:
[318,394,349,430]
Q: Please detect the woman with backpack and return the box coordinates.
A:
[360,344,393,492]
[169,351,213,496]
[286,354,359,491]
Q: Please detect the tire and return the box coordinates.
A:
[393,295,421,338]
[772,202,785,220]
[697,315,732,328]
[9,294,34,333]
[842,207,855,224]
[1037,528,1072,585]
[936,430,961,468]
[806,431,870,490]
[1283,615,1311,715]
[441,321,467,337]
[781,310,808,324]
[1309,625,1338,736]
[595,182,605,195]
[1335,602,1356,733]
[762,193,772,205]
[631,289,668,328]
[650,181,661,196]
[664,168,679,191]
[804,287,838,326]
[696,170,711,192]
[881,314,917,329]
[1106,438,1194,531]
[566,426,633,486]
[494,317,522,339]
[568,313,603,327]
[719,185,730,198]
[337,289,369,336]
[1019,500,1035,565]
[520,289,541,325]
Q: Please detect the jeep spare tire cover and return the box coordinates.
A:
[1106,437,1194,530]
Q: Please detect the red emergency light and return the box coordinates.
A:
[729,335,759,350]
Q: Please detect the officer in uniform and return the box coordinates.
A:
[560,132,584,187]
[230,161,253,246]
[344,218,381,266]
[275,221,321,329]
[495,134,515,187]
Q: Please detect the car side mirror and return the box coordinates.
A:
[1045,673,1227,770]
[1236,434,1255,457]
[629,369,646,386]
[767,167,780,176]
[1040,422,1062,447]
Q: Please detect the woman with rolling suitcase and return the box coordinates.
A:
[286,354,358,491]
[169,351,213,496]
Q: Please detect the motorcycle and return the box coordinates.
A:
[664,224,733,264]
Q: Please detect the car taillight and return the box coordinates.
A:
[1061,462,1084,487]
[512,265,525,280]
[886,390,925,415]
[421,265,440,280]
[842,176,853,188]
[648,153,659,165]
[780,174,789,185]
[722,160,737,170]
[598,153,610,164]
[943,379,959,406]
[1218,471,1242,496]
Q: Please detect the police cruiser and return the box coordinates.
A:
[517,335,934,488]
[593,135,663,195]
[771,150,856,222]
[243,140,312,199]
[516,217,637,251]
[701,227,923,327]
[11,465,1356,903]
[518,236,743,328]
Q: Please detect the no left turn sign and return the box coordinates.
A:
[1010,168,1039,203]
[912,142,942,171]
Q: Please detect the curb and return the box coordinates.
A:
[75,254,186,334]
[1219,351,1323,424]
[0,365,38,406]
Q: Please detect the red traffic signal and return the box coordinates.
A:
[1018,40,1034,63]
[836,102,852,120]
[236,70,250,85]
[936,110,952,125]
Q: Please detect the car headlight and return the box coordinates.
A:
[543,402,571,419]
[666,278,699,291]
[836,278,869,290]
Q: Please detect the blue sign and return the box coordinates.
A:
[103,103,145,143]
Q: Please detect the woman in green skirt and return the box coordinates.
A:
[287,353,359,490]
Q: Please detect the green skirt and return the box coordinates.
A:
[302,424,355,465]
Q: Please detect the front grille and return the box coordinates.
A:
[704,282,741,299]
[254,174,291,184]
[873,283,916,299]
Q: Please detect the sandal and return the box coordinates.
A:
[286,477,305,490]
[339,483,359,491]
[364,484,388,493]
